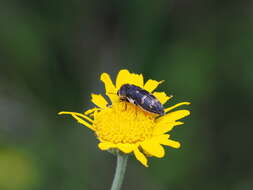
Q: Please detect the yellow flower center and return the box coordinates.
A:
[93,101,155,144]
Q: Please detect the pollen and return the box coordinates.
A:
[94,102,155,144]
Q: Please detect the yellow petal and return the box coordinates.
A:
[141,141,165,158]
[91,94,108,109]
[59,111,93,123]
[133,147,148,167]
[153,92,172,105]
[159,137,181,149]
[157,110,190,123]
[116,69,132,89]
[100,72,118,103]
[117,143,134,154]
[165,102,191,113]
[151,134,170,142]
[58,111,94,131]
[153,121,184,135]
[128,73,144,88]
[98,142,115,150]
[116,69,144,89]
[151,134,180,148]
[100,72,116,93]
[144,79,164,92]
[84,107,99,115]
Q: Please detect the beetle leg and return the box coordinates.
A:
[135,106,138,118]
[124,101,127,110]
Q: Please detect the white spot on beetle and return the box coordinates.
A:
[141,95,147,104]
[127,97,135,104]
[151,99,156,106]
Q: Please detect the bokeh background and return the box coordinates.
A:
[1,0,253,190]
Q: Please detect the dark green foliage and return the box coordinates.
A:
[0,0,252,189]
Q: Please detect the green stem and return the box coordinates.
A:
[110,153,128,190]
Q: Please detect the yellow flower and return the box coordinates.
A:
[59,69,190,167]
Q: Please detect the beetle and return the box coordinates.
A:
[117,84,165,115]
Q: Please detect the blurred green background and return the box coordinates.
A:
[1,0,253,190]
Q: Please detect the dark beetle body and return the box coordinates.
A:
[117,84,165,115]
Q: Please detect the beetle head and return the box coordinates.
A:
[117,84,131,97]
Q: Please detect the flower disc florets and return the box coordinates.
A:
[94,102,155,144]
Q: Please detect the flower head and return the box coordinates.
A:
[59,69,190,167]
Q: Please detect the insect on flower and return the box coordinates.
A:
[117,84,165,115]
[59,69,191,167]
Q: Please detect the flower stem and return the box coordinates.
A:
[110,153,128,190]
